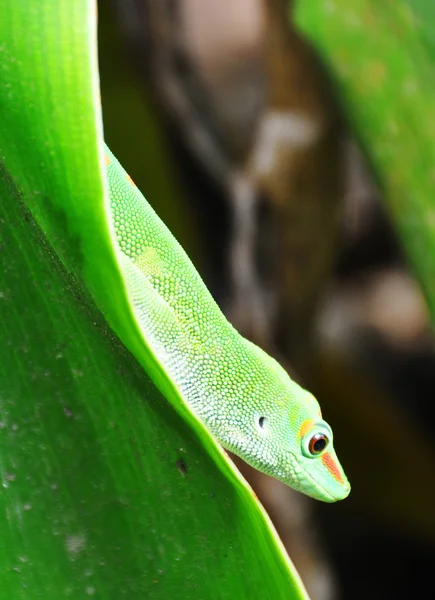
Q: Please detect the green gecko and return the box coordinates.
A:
[105,144,350,503]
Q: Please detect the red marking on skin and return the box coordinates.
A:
[126,173,137,187]
[321,452,344,483]
[299,419,314,440]
[105,153,111,166]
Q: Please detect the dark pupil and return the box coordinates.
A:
[313,438,326,452]
[310,434,327,454]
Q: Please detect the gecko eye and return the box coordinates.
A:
[301,424,331,458]
[308,433,328,455]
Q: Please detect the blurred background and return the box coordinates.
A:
[100,1,435,598]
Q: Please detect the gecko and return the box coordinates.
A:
[105,144,350,503]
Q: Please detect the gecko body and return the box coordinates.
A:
[105,145,350,502]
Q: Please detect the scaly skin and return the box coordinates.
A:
[105,145,350,502]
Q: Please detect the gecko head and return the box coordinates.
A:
[220,365,351,503]
[249,389,351,503]
[286,392,351,502]
[207,342,350,502]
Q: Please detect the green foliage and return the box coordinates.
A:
[0,0,308,597]
[294,0,435,320]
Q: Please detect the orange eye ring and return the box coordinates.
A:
[308,433,328,455]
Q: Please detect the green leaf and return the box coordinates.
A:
[0,0,308,597]
[294,0,435,320]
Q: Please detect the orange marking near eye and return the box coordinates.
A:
[321,452,344,483]
[299,419,314,440]
[126,173,137,187]
[105,153,111,166]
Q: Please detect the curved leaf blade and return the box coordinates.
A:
[0,0,309,597]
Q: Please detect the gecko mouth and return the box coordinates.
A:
[302,466,350,503]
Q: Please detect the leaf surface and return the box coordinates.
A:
[0,1,308,597]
